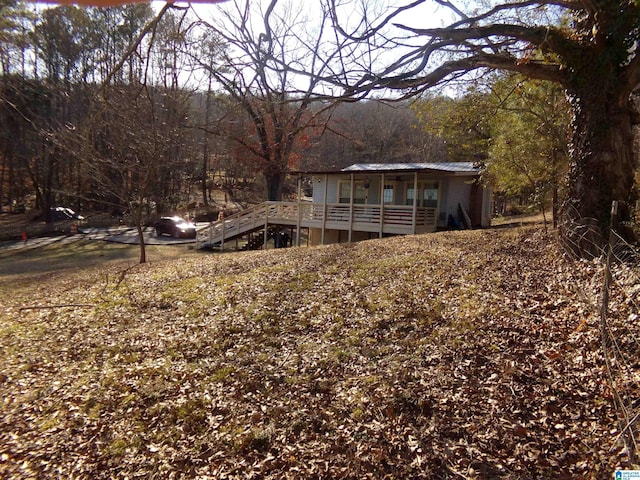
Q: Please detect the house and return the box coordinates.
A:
[303,162,491,245]
[196,162,491,249]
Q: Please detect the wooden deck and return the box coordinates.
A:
[196,201,437,249]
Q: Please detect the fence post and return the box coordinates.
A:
[601,200,617,318]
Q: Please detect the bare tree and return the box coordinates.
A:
[65,3,191,264]
[320,0,640,252]
[190,0,345,201]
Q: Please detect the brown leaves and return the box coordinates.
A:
[0,226,631,478]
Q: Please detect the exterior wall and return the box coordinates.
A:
[366,178,381,204]
[312,176,327,203]
[309,171,490,243]
[309,228,344,246]
[312,175,384,205]
[437,179,449,227]
[440,177,472,224]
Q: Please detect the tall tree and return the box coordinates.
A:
[326,0,640,253]
[0,1,36,76]
[79,85,185,263]
[414,75,570,226]
[413,89,493,163]
[88,4,153,84]
[486,75,570,227]
[63,3,181,263]
[2,77,61,218]
[192,0,342,201]
[146,8,200,214]
[33,6,92,85]
[0,2,36,210]
[0,76,43,212]
[305,99,447,171]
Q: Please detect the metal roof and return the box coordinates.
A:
[341,162,480,173]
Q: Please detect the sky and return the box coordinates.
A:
[32,0,459,96]
[184,0,454,31]
[176,0,456,96]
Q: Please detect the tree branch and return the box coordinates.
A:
[19,304,93,313]
[393,22,578,60]
[99,3,178,94]
[329,0,425,42]
[344,52,565,98]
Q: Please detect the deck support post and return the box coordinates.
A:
[296,174,302,247]
[221,217,225,251]
[263,205,269,250]
[379,173,385,238]
[412,172,418,234]
[321,174,328,245]
[348,173,354,243]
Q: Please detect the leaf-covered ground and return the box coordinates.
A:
[0,226,632,478]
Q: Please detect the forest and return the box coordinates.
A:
[0,1,592,228]
[0,0,638,255]
[0,3,426,218]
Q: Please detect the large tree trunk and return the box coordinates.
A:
[264,166,286,201]
[560,89,638,256]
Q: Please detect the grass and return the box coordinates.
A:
[0,239,197,279]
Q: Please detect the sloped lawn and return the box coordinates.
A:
[0,226,630,478]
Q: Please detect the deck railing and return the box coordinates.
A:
[197,201,437,248]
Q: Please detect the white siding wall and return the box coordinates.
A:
[312,173,487,228]
[367,178,381,204]
[311,176,323,203]
[312,175,342,203]
[440,177,472,220]
[313,175,382,204]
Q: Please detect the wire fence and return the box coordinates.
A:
[560,202,639,466]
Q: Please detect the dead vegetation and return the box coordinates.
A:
[0,226,633,478]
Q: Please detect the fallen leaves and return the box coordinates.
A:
[0,226,635,478]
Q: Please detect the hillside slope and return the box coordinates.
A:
[0,226,630,479]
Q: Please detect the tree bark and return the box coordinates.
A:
[560,87,638,255]
[136,222,146,264]
[264,166,285,201]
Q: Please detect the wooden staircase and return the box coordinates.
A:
[194,199,438,250]
[196,202,298,250]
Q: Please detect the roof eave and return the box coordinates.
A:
[291,168,480,176]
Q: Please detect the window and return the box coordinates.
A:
[339,180,367,204]
[383,184,395,204]
[406,186,415,206]
[423,182,439,208]
[339,182,351,203]
[354,182,367,204]
[406,182,440,207]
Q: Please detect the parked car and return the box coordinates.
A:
[154,216,196,238]
[51,206,85,221]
